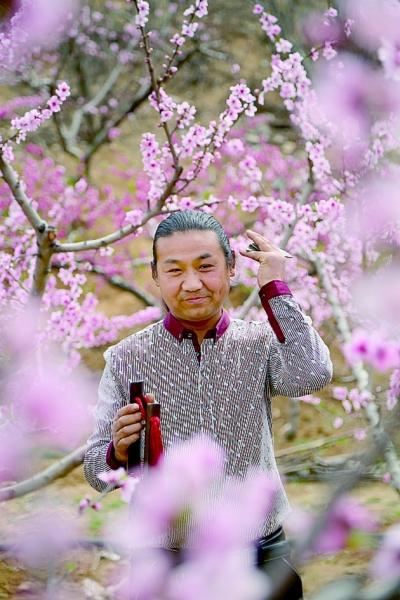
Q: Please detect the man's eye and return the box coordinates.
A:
[199,264,213,269]
[167,269,181,274]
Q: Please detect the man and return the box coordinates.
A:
[84,210,332,599]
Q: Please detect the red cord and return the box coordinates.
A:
[149,416,163,466]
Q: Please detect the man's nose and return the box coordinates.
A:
[181,270,202,291]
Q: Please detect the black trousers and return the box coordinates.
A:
[256,528,303,600]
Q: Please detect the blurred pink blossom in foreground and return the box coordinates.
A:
[1,303,95,494]
[0,0,79,77]
[312,54,400,167]
[350,265,400,339]
[370,524,400,580]
[346,174,400,243]
[286,496,377,555]
[8,507,81,568]
[344,0,400,51]
[343,329,400,373]
[104,435,271,600]
[314,496,377,553]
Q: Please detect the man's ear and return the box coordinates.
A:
[229,251,236,278]
[151,261,159,286]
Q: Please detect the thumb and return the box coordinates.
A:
[145,393,155,403]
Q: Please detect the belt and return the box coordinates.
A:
[255,527,291,565]
[166,527,291,565]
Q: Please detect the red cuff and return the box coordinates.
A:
[259,280,292,343]
[106,441,125,470]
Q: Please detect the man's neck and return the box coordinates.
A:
[173,311,222,344]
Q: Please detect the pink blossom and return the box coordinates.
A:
[345,0,400,51]
[332,386,347,401]
[314,496,377,553]
[75,178,87,193]
[276,38,293,53]
[98,467,126,486]
[56,81,71,101]
[350,263,400,335]
[9,508,81,568]
[125,208,144,226]
[253,5,264,16]
[78,496,91,514]
[354,429,367,441]
[108,127,121,140]
[194,0,208,18]
[6,356,94,448]
[387,369,400,410]
[343,329,371,365]
[166,552,269,600]
[170,33,185,47]
[313,54,400,160]
[188,470,278,555]
[299,394,321,405]
[182,22,199,38]
[135,0,150,27]
[333,417,344,429]
[120,476,141,503]
[324,8,338,19]
[370,524,400,580]
[0,423,31,483]
[322,42,337,61]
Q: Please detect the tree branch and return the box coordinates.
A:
[311,254,400,493]
[0,445,86,502]
[53,204,163,253]
[0,154,46,232]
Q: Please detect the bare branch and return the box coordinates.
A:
[0,154,46,233]
[53,204,161,253]
[0,445,86,502]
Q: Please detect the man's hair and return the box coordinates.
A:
[152,210,234,267]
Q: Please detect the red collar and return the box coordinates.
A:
[163,309,230,343]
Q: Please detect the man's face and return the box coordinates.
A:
[153,230,235,324]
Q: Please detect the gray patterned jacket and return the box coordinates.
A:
[84,293,332,543]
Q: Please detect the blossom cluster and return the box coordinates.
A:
[6,82,70,147]
[343,329,400,374]
[169,0,208,47]
[135,0,150,28]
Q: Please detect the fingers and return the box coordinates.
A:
[113,394,156,460]
[117,403,141,418]
[114,432,141,462]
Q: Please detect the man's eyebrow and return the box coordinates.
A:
[162,252,214,265]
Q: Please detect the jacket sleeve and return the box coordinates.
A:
[83,352,128,492]
[265,294,333,398]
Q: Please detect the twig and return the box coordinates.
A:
[52,261,158,307]
[275,431,355,458]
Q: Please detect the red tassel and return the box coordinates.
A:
[148,416,163,466]
[135,396,146,421]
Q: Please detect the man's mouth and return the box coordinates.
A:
[183,296,209,303]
